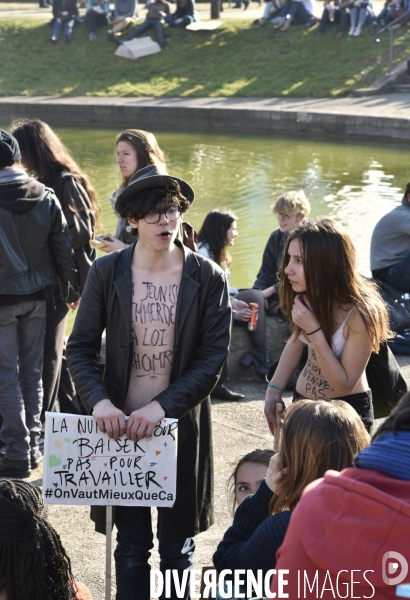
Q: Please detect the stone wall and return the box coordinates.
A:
[227,315,291,381]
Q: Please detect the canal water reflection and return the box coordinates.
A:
[5,123,409,285]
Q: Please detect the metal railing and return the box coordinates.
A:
[374,9,410,75]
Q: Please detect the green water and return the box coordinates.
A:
[4,122,409,292]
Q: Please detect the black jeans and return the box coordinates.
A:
[114,506,195,600]
[41,290,68,425]
[318,7,348,32]
[293,389,374,434]
[85,9,108,33]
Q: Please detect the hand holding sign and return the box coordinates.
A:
[92,399,126,441]
[126,401,166,441]
[43,413,178,507]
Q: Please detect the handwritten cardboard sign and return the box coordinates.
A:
[43,413,178,507]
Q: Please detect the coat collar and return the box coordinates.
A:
[116,238,200,278]
[113,238,201,344]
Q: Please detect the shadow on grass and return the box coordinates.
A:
[0,17,407,97]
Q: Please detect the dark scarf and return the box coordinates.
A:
[354,431,410,481]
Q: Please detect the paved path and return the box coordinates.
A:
[1,93,410,141]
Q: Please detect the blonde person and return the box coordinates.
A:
[213,400,370,598]
[99,129,166,253]
[265,217,391,435]
[253,190,310,315]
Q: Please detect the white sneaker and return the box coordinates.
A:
[348,24,355,35]
[353,24,362,35]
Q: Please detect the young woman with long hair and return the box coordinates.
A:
[99,128,166,253]
[0,480,92,600]
[272,396,410,599]
[213,399,370,596]
[12,119,101,423]
[265,217,390,434]
[198,210,271,394]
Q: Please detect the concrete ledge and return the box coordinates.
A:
[227,316,291,381]
[352,58,408,97]
[1,94,410,142]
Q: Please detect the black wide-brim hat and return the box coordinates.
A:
[115,164,195,213]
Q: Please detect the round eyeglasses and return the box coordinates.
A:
[144,206,181,224]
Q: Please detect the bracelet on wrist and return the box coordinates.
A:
[305,326,322,336]
[267,382,283,392]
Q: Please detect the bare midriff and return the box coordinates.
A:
[296,346,368,400]
[125,273,181,414]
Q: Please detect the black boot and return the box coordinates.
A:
[211,383,244,401]
[239,348,272,380]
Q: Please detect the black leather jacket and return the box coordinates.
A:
[0,176,80,303]
[67,240,231,540]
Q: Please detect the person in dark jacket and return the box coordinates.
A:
[213,400,369,598]
[0,129,80,479]
[66,165,231,600]
[253,190,310,315]
[50,0,79,42]
[165,0,196,27]
[12,119,102,422]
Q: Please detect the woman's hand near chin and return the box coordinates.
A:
[291,294,320,332]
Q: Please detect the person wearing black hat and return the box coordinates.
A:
[0,129,80,479]
[67,165,231,600]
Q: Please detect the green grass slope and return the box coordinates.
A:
[0,17,408,97]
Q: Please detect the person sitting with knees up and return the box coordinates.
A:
[253,190,310,316]
[347,0,374,35]
[85,0,110,42]
[316,0,349,39]
[108,0,171,48]
[165,0,197,28]
[272,392,410,598]
[213,400,370,599]
[0,479,92,600]
[198,210,271,394]
[50,0,78,43]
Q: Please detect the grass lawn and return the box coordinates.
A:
[0,16,409,97]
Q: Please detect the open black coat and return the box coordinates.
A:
[66,240,231,541]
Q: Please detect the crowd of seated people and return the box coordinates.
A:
[255,0,409,36]
[44,0,410,43]
[46,0,197,44]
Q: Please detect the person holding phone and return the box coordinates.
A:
[98,129,167,254]
[265,218,390,435]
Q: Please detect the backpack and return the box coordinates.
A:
[366,342,408,418]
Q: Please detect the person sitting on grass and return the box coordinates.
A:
[371,0,403,33]
[108,0,171,48]
[254,0,287,27]
[253,190,310,315]
[165,0,197,28]
[85,0,109,41]
[0,479,92,600]
[347,0,374,35]
[271,392,410,599]
[316,0,349,38]
[277,0,317,31]
[107,0,137,36]
[50,0,78,43]
[213,400,370,599]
